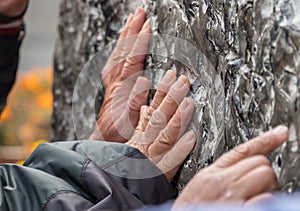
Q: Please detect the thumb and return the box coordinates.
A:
[135,105,149,133]
[114,77,150,140]
[127,76,150,119]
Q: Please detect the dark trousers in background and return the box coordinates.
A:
[0,27,24,114]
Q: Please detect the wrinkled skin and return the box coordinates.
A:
[90,8,151,143]
[90,8,198,182]
[174,125,289,207]
[127,72,196,181]
[91,7,290,206]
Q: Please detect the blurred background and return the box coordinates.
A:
[0,0,60,162]
[20,0,60,71]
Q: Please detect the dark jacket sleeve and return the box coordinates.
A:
[0,141,173,211]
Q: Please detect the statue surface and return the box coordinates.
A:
[53,0,300,192]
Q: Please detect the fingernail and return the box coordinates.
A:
[162,70,175,83]
[141,19,151,32]
[174,75,189,89]
[185,130,196,143]
[134,77,149,91]
[179,98,193,112]
[273,125,289,138]
[134,7,143,16]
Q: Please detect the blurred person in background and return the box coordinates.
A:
[0,0,28,114]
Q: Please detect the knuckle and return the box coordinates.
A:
[127,94,142,112]
[232,143,250,158]
[126,55,138,65]
[120,70,131,81]
[121,66,143,80]
[196,172,225,197]
[258,166,279,190]
[150,110,166,128]
[143,110,151,124]
[194,172,209,184]
[173,145,182,157]
[143,132,155,143]
[147,107,154,117]
[150,91,166,110]
[157,83,170,93]
[111,50,123,62]
[150,99,162,111]
[255,155,271,166]
[126,52,138,63]
[171,113,182,129]
[154,90,166,100]
[162,155,173,170]
[222,182,238,200]
[140,105,149,113]
[158,130,172,146]
[127,99,140,113]
[254,135,271,150]
[150,101,160,110]
[259,165,275,178]
[127,25,134,31]
[164,94,176,106]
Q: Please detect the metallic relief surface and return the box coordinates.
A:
[53,0,300,192]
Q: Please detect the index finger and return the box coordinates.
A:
[214,125,289,168]
[102,14,134,87]
[157,75,190,122]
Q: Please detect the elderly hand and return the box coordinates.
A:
[126,71,196,181]
[174,125,289,207]
[90,8,151,142]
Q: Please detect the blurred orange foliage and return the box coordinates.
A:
[16,139,47,165]
[0,67,52,150]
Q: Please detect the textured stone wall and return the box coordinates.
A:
[52,0,144,141]
[53,0,300,193]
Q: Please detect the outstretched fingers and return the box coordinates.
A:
[102,14,134,87]
[124,73,195,182]
[121,19,151,80]
[173,126,289,206]
[102,8,148,88]
[151,71,177,110]
[135,105,150,133]
[226,165,279,200]
[146,70,177,122]
[149,97,195,157]
[126,76,150,129]
[156,75,190,123]
[214,125,289,168]
[142,110,168,144]
[122,8,147,55]
[156,130,196,181]
[223,155,271,182]
[114,77,150,141]
[119,14,134,40]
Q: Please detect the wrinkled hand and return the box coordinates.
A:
[174,125,289,207]
[90,8,151,142]
[126,71,196,181]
